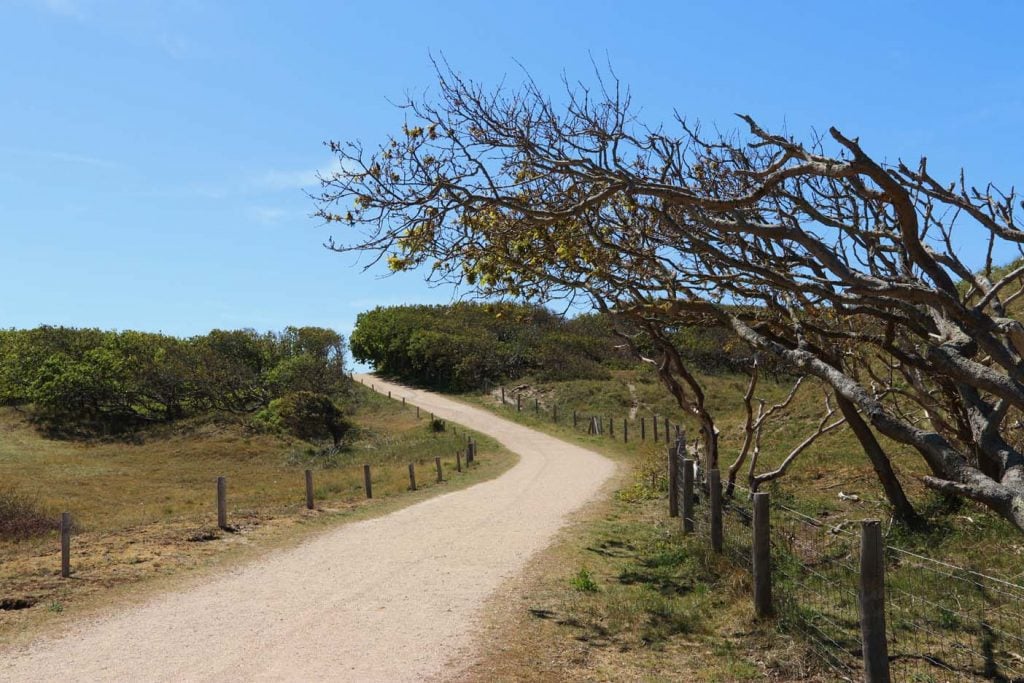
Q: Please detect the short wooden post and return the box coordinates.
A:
[305,469,314,510]
[402,397,406,406]
[501,386,505,404]
[641,417,646,440]
[623,418,628,443]
[363,464,373,499]
[60,512,71,578]
[416,406,420,418]
[217,476,228,530]
[860,520,891,682]
[534,398,539,415]
[408,463,417,491]
[709,468,723,552]
[435,456,443,483]
[372,383,375,391]
[682,458,694,533]
[517,395,521,412]
[653,415,659,442]
[388,391,391,398]
[609,417,614,437]
[668,444,679,518]
[456,450,462,472]
[753,492,772,618]
[430,412,434,422]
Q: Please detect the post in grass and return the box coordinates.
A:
[60,512,72,578]
[456,450,462,472]
[435,456,443,483]
[305,469,314,510]
[363,464,373,499]
[217,476,228,530]
[408,463,417,491]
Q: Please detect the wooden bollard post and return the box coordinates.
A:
[388,391,391,398]
[402,397,406,406]
[641,417,646,440]
[501,386,505,404]
[623,418,628,443]
[305,469,314,510]
[430,412,434,422]
[408,463,417,491]
[363,464,373,499]
[217,476,228,530]
[859,520,891,682]
[456,450,462,472]
[668,445,679,518]
[709,468,723,552]
[753,492,772,618]
[682,458,694,533]
[416,406,420,418]
[372,383,375,391]
[653,415,659,442]
[435,456,443,483]
[60,512,71,578]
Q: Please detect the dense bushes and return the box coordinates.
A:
[0,325,350,437]
[349,303,631,391]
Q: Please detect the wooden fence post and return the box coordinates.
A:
[668,444,679,518]
[456,450,462,472]
[217,476,228,530]
[501,386,505,404]
[305,469,314,510]
[408,463,417,491]
[534,398,539,415]
[60,512,71,578]
[753,492,772,618]
[641,417,646,440]
[388,390,391,398]
[860,520,891,682]
[709,468,722,552]
[435,456,443,483]
[623,418,628,443]
[609,417,614,438]
[402,397,406,406]
[682,458,694,533]
[363,464,373,499]
[416,406,420,418]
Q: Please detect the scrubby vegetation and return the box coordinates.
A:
[0,325,351,438]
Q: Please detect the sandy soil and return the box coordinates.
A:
[0,375,615,682]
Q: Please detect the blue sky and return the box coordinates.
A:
[3,0,1023,367]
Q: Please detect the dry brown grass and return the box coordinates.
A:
[0,387,515,646]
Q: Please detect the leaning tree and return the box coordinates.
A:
[314,65,1024,532]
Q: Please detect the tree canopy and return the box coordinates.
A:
[314,64,1024,532]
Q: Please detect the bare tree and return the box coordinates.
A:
[314,63,1024,532]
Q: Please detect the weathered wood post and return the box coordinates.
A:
[753,492,772,618]
[217,476,228,530]
[668,444,679,518]
[860,520,891,682]
[501,386,505,404]
[402,397,406,406]
[641,417,646,440]
[534,398,539,415]
[456,450,462,472]
[388,391,391,399]
[709,468,723,552]
[363,464,373,499]
[435,456,443,483]
[517,394,521,412]
[416,406,420,418]
[623,418,628,443]
[682,458,694,533]
[408,463,417,491]
[305,469,314,510]
[60,512,71,578]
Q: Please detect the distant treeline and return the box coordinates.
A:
[350,303,753,392]
[0,326,350,438]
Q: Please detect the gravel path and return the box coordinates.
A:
[0,376,615,682]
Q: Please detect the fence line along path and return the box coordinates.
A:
[0,375,615,683]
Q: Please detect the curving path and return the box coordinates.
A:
[0,375,615,682]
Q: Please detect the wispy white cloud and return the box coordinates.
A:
[253,159,351,192]
[34,0,86,19]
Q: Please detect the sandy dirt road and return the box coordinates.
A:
[0,376,615,682]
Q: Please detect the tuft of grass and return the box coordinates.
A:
[0,488,58,541]
[570,566,599,592]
